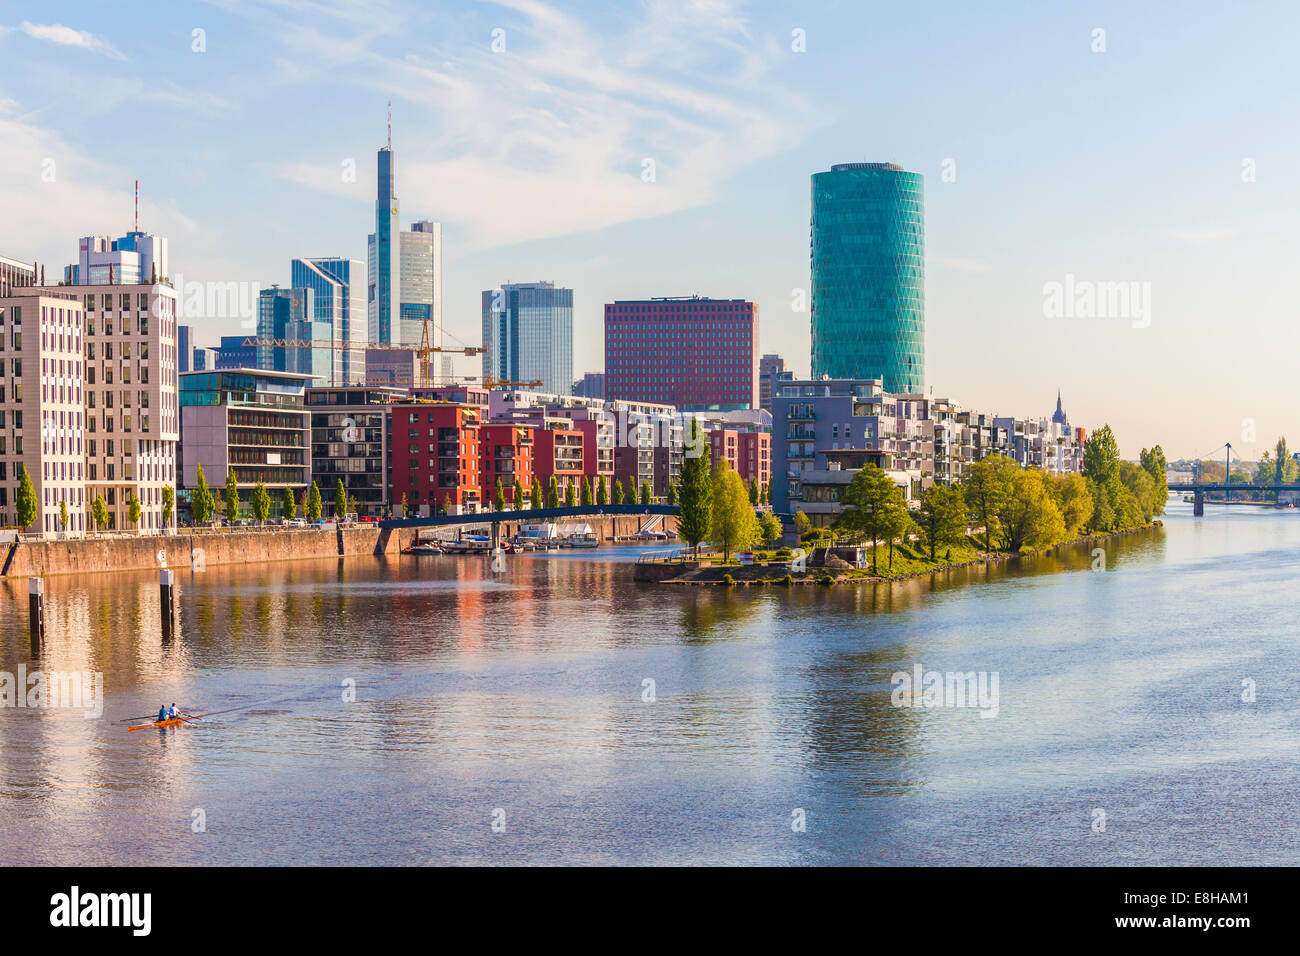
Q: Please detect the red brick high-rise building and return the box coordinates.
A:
[604,297,757,410]
[391,403,481,514]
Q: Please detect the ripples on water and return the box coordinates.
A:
[3,500,1299,865]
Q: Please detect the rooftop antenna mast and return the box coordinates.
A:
[387,101,392,148]
[134,179,139,232]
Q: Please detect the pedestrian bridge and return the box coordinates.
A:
[378,503,680,530]
[1185,483,1300,515]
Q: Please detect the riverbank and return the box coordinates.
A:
[647,522,1163,587]
[1,513,679,578]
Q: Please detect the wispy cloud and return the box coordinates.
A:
[249,0,819,249]
[17,21,126,60]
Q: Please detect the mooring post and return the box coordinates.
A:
[160,568,175,640]
[28,577,45,651]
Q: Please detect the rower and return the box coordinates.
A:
[168,703,179,720]
[157,704,168,723]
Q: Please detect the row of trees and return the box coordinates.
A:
[677,420,780,561]
[824,425,1167,574]
[14,464,175,533]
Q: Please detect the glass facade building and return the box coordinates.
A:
[481,282,573,395]
[291,257,365,386]
[810,163,924,393]
[368,146,401,345]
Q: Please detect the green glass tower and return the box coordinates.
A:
[810,162,924,393]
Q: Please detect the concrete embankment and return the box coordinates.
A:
[2,513,679,578]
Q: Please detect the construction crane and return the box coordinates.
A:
[241,336,483,388]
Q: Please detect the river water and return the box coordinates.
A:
[2,499,1298,865]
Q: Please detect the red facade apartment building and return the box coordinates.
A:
[479,423,534,507]
[531,425,585,499]
[709,429,771,489]
[604,297,758,409]
[391,402,481,513]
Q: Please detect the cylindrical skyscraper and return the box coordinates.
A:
[810,162,924,393]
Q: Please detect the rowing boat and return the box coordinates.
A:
[127,714,202,732]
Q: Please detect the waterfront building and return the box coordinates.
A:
[292,257,365,385]
[758,353,791,412]
[0,292,88,534]
[390,402,481,515]
[179,369,311,518]
[532,424,585,500]
[604,296,758,410]
[479,423,535,508]
[306,385,403,517]
[192,346,217,370]
[771,377,933,516]
[58,282,179,533]
[810,163,924,392]
[708,429,772,490]
[481,281,573,394]
[1,255,36,296]
[995,415,1084,475]
[66,230,168,286]
[795,449,923,526]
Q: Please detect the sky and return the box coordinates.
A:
[2,0,1299,460]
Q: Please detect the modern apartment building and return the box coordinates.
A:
[64,282,179,533]
[709,429,771,490]
[532,425,585,498]
[604,296,758,410]
[758,353,792,412]
[811,163,924,392]
[0,292,87,534]
[179,369,311,518]
[479,423,535,508]
[771,377,934,516]
[307,385,403,518]
[390,402,481,514]
[481,281,573,394]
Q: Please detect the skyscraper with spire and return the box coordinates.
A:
[366,108,444,363]
[1051,390,1069,427]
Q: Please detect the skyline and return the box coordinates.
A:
[3,1,1299,459]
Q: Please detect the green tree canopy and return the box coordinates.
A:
[333,478,347,519]
[224,469,241,523]
[759,510,783,547]
[91,494,109,532]
[127,491,142,529]
[251,481,272,524]
[640,480,651,505]
[16,465,38,530]
[162,485,175,528]
[995,469,1066,552]
[192,465,214,524]
[281,486,297,521]
[547,476,560,509]
[677,418,713,554]
[708,461,758,562]
[306,481,323,521]
[1139,444,1169,515]
[963,455,1015,551]
[613,479,625,506]
[494,477,506,512]
[1051,473,1093,538]
[596,475,609,506]
[915,484,967,561]
[836,464,908,573]
[531,476,543,509]
[563,478,576,507]
[581,476,593,507]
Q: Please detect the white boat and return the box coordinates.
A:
[407,543,443,555]
[441,534,493,554]
[564,532,600,548]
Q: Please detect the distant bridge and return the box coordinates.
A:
[1185,483,1300,515]
[379,503,679,531]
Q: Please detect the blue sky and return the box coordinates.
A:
[2,0,1299,458]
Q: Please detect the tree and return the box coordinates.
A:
[127,491,142,530]
[882,503,913,572]
[513,480,524,511]
[347,493,358,517]
[1051,473,1093,538]
[1119,461,1156,523]
[761,484,770,505]
[748,478,759,506]
[759,510,783,547]
[1083,425,1123,532]
[333,478,347,519]
[282,486,297,521]
[59,500,69,532]
[162,485,175,528]
[836,464,908,574]
[597,475,609,506]
[494,477,506,512]
[91,494,109,532]
[398,491,409,518]
[192,465,214,524]
[1139,445,1169,515]
[666,481,677,506]
[915,484,967,561]
[995,469,1066,552]
[306,481,323,521]
[794,510,811,537]
[251,482,272,524]
[563,478,575,507]
[547,476,560,509]
[708,461,758,563]
[677,418,713,555]
[963,455,1014,551]
[613,479,625,505]
[531,476,543,510]
[581,476,593,507]
[640,480,651,505]
[15,464,38,530]
[224,469,241,524]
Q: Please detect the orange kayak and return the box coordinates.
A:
[128,714,202,732]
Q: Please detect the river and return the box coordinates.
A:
[2,499,1298,865]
